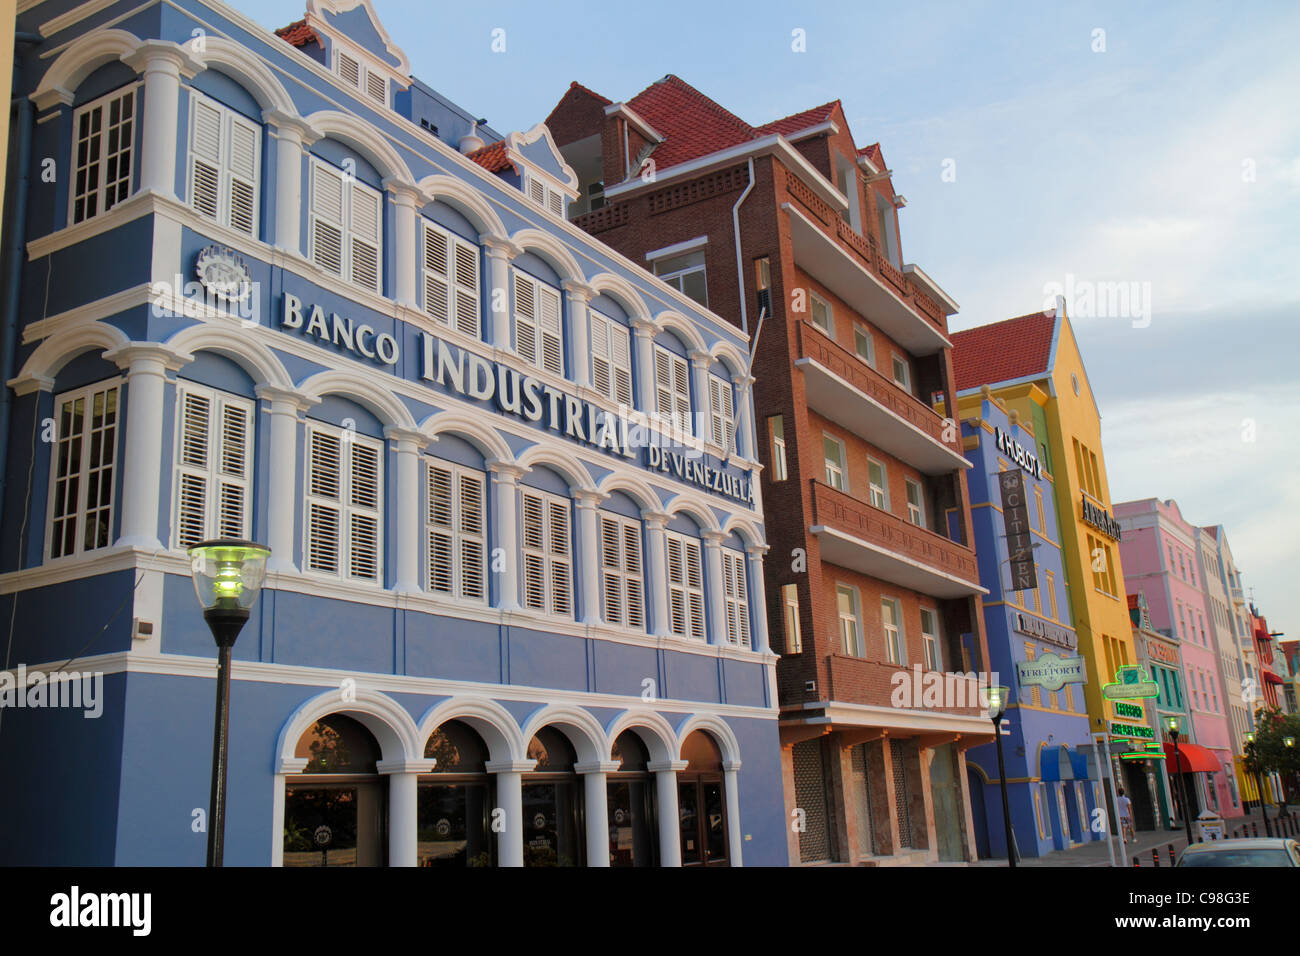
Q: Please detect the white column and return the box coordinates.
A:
[106,343,185,549]
[482,237,520,350]
[649,759,687,867]
[723,760,744,866]
[256,387,314,573]
[124,41,202,199]
[746,543,772,653]
[631,319,657,417]
[486,760,533,867]
[644,511,671,637]
[576,760,619,867]
[263,111,318,254]
[385,181,422,309]
[701,530,727,645]
[562,280,594,389]
[488,461,528,610]
[732,373,755,459]
[378,760,430,867]
[574,490,606,625]
[689,349,712,443]
[386,427,428,593]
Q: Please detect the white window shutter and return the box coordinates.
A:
[547,498,571,615]
[686,539,705,640]
[226,115,259,235]
[655,348,674,418]
[190,97,223,221]
[306,429,342,573]
[427,462,454,594]
[458,471,486,600]
[216,399,250,539]
[311,162,345,277]
[538,284,563,375]
[521,491,546,610]
[423,223,452,325]
[591,315,611,398]
[349,183,382,293]
[611,324,633,406]
[624,521,644,628]
[347,441,381,581]
[365,69,386,106]
[673,355,692,431]
[175,389,211,549]
[514,273,538,367]
[338,51,361,89]
[453,239,480,337]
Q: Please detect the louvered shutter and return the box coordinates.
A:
[591,315,612,399]
[514,273,538,367]
[175,389,211,549]
[190,97,223,221]
[365,70,386,106]
[350,183,382,293]
[667,535,686,636]
[522,491,546,610]
[546,188,564,217]
[685,539,705,640]
[427,462,454,594]
[624,521,644,628]
[216,400,250,538]
[227,115,259,235]
[307,429,342,573]
[311,163,345,277]
[710,376,734,448]
[338,51,361,89]
[348,441,381,580]
[600,515,622,625]
[538,284,563,375]
[654,348,675,418]
[423,224,452,325]
[458,471,486,600]
[672,355,692,432]
[528,178,546,206]
[611,324,633,406]
[548,498,571,615]
[724,551,750,647]
[453,240,480,337]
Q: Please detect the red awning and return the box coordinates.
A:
[1164,742,1220,773]
[1263,671,1284,685]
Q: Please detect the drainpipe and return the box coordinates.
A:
[731,157,756,335]
[0,33,43,513]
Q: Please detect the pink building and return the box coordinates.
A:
[1115,499,1242,819]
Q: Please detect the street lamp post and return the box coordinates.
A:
[1286,737,1296,821]
[187,539,271,867]
[1164,715,1194,846]
[1245,732,1272,838]
[987,685,1016,867]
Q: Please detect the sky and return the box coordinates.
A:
[232,0,1300,645]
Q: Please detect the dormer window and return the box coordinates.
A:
[525,173,566,217]
[336,48,387,108]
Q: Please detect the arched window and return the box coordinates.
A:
[172,380,254,549]
[284,715,385,867]
[419,720,495,867]
[678,731,728,866]
[520,485,572,617]
[523,727,583,867]
[425,459,486,603]
[590,309,633,406]
[600,510,644,630]
[70,84,137,225]
[421,219,481,338]
[48,378,121,559]
[309,155,383,293]
[186,88,261,236]
[512,268,564,376]
[608,731,657,867]
[304,415,384,584]
[665,527,705,640]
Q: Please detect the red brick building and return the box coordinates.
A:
[546,76,993,864]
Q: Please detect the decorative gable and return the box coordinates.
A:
[304,0,411,107]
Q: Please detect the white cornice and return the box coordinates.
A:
[602,102,664,144]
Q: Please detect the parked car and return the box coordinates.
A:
[1175,838,1300,867]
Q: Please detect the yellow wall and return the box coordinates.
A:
[0,0,14,225]
[988,311,1140,735]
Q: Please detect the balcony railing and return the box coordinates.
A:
[823,654,987,717]
[796,321,961,460]
[809,479,981,595]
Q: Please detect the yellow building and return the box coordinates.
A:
[952,303,1142,757]
[1,0,14,221]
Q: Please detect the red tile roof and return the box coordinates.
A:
[951,309,1058,392]
[754,101,839,137]
[275,18,321,49]
[625,75,755,171]
[465,139,513,173]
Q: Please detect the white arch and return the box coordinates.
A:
[13,321,130,385]
[653,310,707,354]
[416,174,508,242]
[416,696,527,765]
[721,514,765,549]
[274,687,420,773]
[192,37,296,115]
[31,29,142,108]
[166,323,292,390]
[662,491,722,533]
[509,228,584,283]
[596,472,662,514]
[585,272,652,324]
[514,443,597,495]
[520,703,609,766]
[605,709,678,765]
[709,340,749,379]
[419,410,513,463]
[674,713,742,767]
[305,109,415,185]
[298,368,417,428]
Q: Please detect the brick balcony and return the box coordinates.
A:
[809,479,984,598]
[794,321,967,475]
[822,654,987,719]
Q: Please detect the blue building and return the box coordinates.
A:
[956,388,1099,858]
[0,0,784,866]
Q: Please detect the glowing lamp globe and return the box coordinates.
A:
[188,539,270,614]
[986,685,1010,720]
[1163,715,1183,735]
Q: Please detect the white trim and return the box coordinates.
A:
[601,102,664,145]
[809,524,990,598]
[789,699,993,736]
[902,263,959,315]
[644,235,708,262]
[783,120,839,143]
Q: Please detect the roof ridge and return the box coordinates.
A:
[567,80,612,106]
[629,74,757,138]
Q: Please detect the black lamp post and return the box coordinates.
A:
[987,685,1016,867]
[1245,732,1272,838]
[1164,715,1194,846]
[188,539,270,867]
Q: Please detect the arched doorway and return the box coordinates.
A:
[608,730,658,867]
[678,731,728,867]
[284,714,386,866]
[967,766,990,859]
[418,720,495,867]
[523,727,584,867]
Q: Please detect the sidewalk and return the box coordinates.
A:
[971,828,1193,867]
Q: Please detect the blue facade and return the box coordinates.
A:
[0,0,784,866]
[960,398,1099,859]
